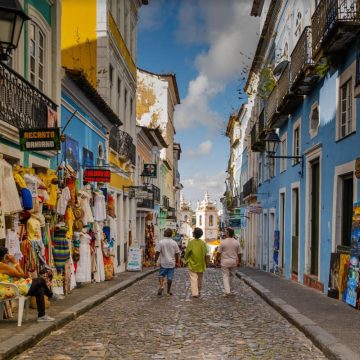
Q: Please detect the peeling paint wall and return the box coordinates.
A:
[136,71,169,131]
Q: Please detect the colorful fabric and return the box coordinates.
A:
[21,188,33,210]
[53,227,70,271]
[0,283,17,300]
[0,273,32,296]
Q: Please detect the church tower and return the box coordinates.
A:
[195,192,218,241]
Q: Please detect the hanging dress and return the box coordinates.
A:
[94,231,105,282]
[78,190,94,225]
[75,232,92,283]
[93,192,106,222]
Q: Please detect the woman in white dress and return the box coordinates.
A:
[75,231,92,283]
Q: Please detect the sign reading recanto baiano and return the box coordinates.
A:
[19,128,61,151]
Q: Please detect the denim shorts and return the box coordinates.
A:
[159,267,175,280]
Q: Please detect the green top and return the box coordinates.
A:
[184,239,207,273]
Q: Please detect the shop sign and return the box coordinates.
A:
[127,247,143,271]
[355,157,360,179]
[83,168,111,182]
[248,204,262,214]
[143,164,157,178]
[19,128,60,151]
[165,220,177,230]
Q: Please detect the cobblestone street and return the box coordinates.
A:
[15,269,326,360]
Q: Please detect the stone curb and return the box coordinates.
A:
[0,269,157,360]
[236,271,359,360]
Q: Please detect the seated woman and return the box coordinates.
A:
[0,246,55,322]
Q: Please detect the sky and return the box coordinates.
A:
[137,0,259,209]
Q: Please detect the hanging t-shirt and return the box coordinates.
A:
[56,186,71,216]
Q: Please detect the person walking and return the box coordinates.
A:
[184,227,207,299]
[216,228,242,297]
[154,228,180,296]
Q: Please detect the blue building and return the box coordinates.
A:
[61,68,122,183]
[242,0,360,294]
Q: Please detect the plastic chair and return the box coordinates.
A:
[0,282,30,326]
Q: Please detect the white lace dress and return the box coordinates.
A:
[93,193,106,222]
[75,232,92,283]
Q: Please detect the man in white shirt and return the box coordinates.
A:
[155,228,180,296]
[216,227,242,297]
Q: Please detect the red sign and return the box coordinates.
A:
[83,168,111,183]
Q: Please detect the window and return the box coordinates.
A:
[29,23,45,91]
[109,64,113,106]
[130,97,133,117]
[293,122,301,165]
[258,159,262,185]
[294,11,302,39]
[339,79,353,138]
[282,42,289,60]
[280,134,287,173]
[309,103,320,138]
[209,215,213,227]
[124,88,128,119]
[117,77,121,114]
[199,215,202,226]
[184,215,188,222]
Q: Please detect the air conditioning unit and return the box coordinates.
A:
[96,158,104,166]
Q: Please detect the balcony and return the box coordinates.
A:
[0,61,57,130]
[265,64,303,129]
[250,121,265,152]
[312,0,360,61]
[290,27,319,95]
[162,195,170,209]
[151,184,160,202]
[137,198,154,210]
[109,126,134,162]
[243,177,257,199]
[167,207,176,220]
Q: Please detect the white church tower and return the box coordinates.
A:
[178,192,194,241]
[196,192,218,241]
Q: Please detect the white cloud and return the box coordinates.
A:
[182,171,226,208]
[138,0,167,31]
[185,140,213,157]
[174,0,259,131]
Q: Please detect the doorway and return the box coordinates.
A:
[269,211,275,272]
[279,192,286,271]
[341,175,353,247]
[310,160,320,276]
[263,212,268,270]
[291,187,300,275]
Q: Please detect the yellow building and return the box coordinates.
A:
[61,0,148,272]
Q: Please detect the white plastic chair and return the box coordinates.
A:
[0,282,30,326]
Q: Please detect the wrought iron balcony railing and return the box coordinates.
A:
[0,61,57,130]
[258,110,265,137]
[265,87,278,126]
[312,0,360,58]
[277,63,291,107]
[109,126,134,161]
[243,177,257,198]
[291,27,315,87]
[151,184,160,202]
[137,198,154,209]
[162,195,170,209]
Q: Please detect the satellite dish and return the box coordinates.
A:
[273,60,289,77]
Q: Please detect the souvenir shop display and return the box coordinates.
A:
[0,158,114,320]
[345,202,360,308]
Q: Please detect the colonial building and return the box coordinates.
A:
[136,68,181,236]
[237,0,360,295]
[0,0,61,170]
[61,0,148,271]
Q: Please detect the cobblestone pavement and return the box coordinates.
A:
[15,268,327,360]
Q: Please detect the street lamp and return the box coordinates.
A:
[0,0,30,61]
[264,131,304,177]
